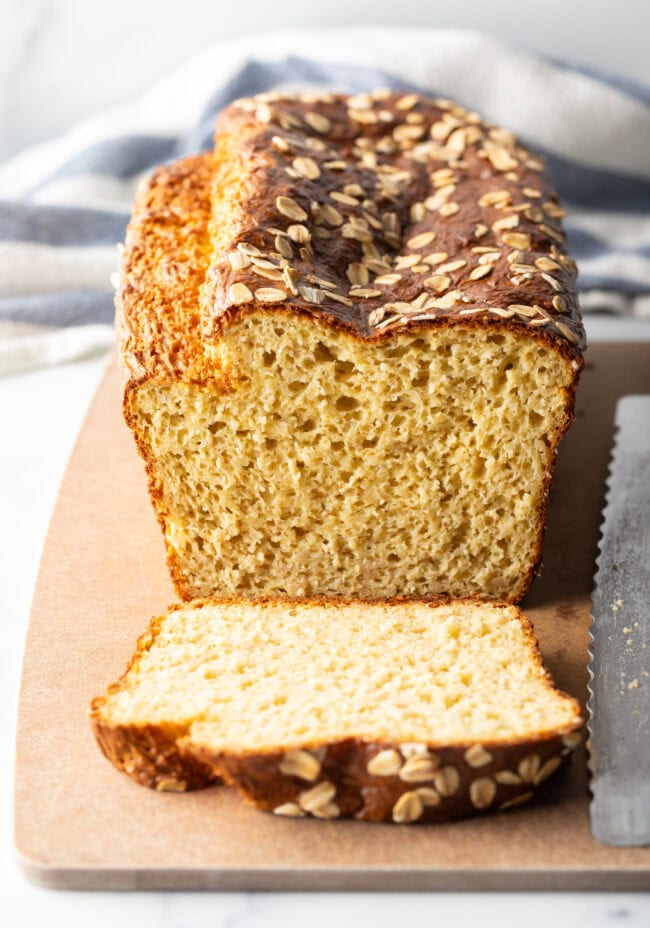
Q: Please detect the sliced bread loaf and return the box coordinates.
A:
[90,598,582,824]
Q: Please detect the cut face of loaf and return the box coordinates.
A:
[117,91,585,602]
[131,316,577,600]
[90,598,583,824]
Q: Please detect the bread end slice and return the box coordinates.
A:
[90,597,583,823]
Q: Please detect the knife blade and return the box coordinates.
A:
[589,395,650,846]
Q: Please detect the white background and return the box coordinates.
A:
[1,0,649,923]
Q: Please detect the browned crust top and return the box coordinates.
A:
[117,90,585,383]
[116,153,217,385]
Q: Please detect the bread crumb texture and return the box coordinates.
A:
[132,317,574,601]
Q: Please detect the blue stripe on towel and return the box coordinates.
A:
[567,226,650,261]
[543,154,650,214]
[0,202,128,245]
[0,290,114,327]
[578,273,650,293]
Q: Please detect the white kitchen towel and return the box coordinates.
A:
[1,27,649,374]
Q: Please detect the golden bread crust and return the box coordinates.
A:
[116,153,218,385]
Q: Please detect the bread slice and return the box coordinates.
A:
[90,598,583,824]
[117,91,584,604]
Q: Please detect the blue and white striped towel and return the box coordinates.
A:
[1,28,649,374]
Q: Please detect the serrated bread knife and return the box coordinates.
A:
[589,395,650,846]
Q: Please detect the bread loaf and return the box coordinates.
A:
[117,90,585,602]
[90,597,583,824]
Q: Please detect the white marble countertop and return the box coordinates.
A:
[1,316,649,924]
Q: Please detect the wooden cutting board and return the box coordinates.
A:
[15,344,650,890]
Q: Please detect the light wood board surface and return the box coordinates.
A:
[14,344,650,890]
